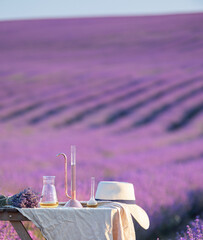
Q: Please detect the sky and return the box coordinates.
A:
[0,0,203,21]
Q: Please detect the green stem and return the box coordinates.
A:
[0,195,8,207]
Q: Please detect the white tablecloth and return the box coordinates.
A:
[18,203,136,240]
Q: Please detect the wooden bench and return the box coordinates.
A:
[0,207,33,240]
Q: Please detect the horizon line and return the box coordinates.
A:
[0,10,203,22]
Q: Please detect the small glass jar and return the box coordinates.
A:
[39,176,58,208]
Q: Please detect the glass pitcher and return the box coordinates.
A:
[39,176,58,208]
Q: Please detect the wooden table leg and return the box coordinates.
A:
[10,221,33,240]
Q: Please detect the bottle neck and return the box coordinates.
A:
[43,176,55,185]
[91,177,95,199]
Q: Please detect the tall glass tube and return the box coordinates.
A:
[71,145,76,200]
[57,146,82,208]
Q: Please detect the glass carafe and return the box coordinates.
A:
[40,176,58,208]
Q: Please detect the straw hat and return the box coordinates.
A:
[95,181,150,230]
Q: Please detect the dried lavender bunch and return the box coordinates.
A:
[0,188,39,208]
[177,217,203,240]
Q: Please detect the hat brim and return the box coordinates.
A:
[127,203,150,230]
[95,199,150,230]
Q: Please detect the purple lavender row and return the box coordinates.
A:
[177,217,203,240]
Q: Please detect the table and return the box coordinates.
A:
[0,207,32,240]
[0,203,135,240]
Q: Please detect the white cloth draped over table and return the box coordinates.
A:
[18,203,136,240]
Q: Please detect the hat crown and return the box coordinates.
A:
[95,181,136,201]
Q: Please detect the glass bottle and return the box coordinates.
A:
[40,176,58,208]
[87,177,98,207]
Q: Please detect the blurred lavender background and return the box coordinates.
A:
[0,11,203,239]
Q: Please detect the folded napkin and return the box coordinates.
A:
[18,202,135,240]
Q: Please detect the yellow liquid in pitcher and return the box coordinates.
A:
[40,202,59,208]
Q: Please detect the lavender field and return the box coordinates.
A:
[0,13,203,239]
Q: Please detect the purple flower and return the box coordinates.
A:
[0,188,39,208]
[177,217,203,240]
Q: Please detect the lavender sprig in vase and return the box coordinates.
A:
[0,188,39,208]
